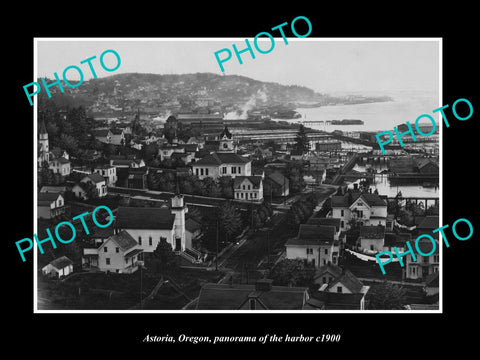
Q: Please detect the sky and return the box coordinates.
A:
[36,38,440,96]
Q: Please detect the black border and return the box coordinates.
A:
[7,4,478,353]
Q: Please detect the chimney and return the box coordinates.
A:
[255,278,273,292]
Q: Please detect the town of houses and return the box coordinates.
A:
[36,93,439,311]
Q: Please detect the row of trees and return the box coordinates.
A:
[285,193,319,228]
[147,172,234,199]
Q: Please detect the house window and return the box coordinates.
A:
[434,255,439,262]
[232,167,237,174]
[149,236,152,246]
[323,259,327,265]
[241,193,244,198]
[370,245,374,251]
[205,168,209,176]
[200,168,204,176]
[138,236,142,245]
[247,185,251,190]
[115,247,119,253]
[106,258,110,265]
[250,193,253,198]
[337,286,342,293]
[412,267,416,275]
[249,298,256,310]
[104,247,108,253]
[238,167,241,174]
[243,185,246,190]
[341,220,344,228]
[322,276,327,284]
[196,168,199,176]
[306,248,313,255]
[222,167,227,174]
[116,269,119,273]
[324,248,328,255]
[341,210,344,216]
[254,193,257,198]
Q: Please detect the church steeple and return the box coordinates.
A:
[38,119,49,166]
[218,125,235,153]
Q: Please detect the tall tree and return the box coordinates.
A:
[217,201,243,243]
[294,125,310,152]
[366,281,407,310]
[268,259,315,286]
[152,237,178,272]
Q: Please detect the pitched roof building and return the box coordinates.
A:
[196,279,310,310]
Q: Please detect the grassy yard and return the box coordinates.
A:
[37,266,225,310]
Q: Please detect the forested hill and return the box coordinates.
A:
[38,72,391,111]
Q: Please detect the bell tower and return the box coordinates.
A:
[218,125,235,153]
[38,120,49,166]
[170,181,188,251]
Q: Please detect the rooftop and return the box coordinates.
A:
[286,224,336,246]
[115,207,175,230]
[196,282,307,310]
[359,225,385,239]
[331,192,387,208]
[306,218,341,232]
[49,256,73,270]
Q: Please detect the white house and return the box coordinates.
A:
[114,193,188,254]
[84,230,143,274]
[311,266,370,310]
[81,173,108,197]
[331,192,387,231]
[192,126,252,180]
[358,225,385,252]
[94,164,117,186]
[285,224,340,268]
[306,217,343,242]
[49,157,71,176]
[405,238,439,280]
[42,256,73,278]
[37,192,66,219]
[233,176,263,201]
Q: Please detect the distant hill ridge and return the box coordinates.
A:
[39,72,391,110]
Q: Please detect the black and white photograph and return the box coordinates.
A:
[6,5,478,353]
[33,38,441,313]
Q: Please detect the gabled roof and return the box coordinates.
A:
[54,157,70,164]
[92,129,111,137]
[196,283,307,310]
[415,158,438,170]
[49,256,73,270]
[220,126,233,139]
[111,159,136,166]
[193,152,250,166]
[306,218,341,232]
[103,230,137,252]
[233,176,263,189]
[311,291,366,310]
[359,225,385,239]
[115,207,175,230]
[38,192,62,205]
[327,270,365,294]
[331,192,387,208]
[267,171,288,187]
[417,216,439,230]
[85,172,105,184]
[313,263,343,280]
[286,224,336,246]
